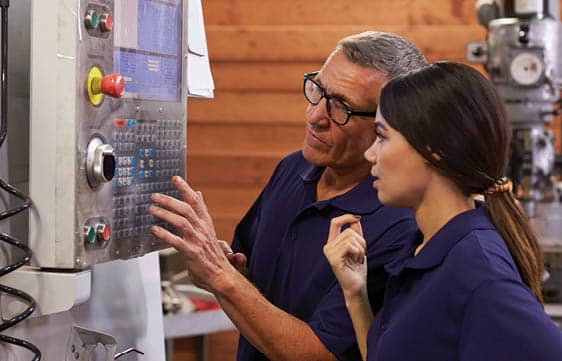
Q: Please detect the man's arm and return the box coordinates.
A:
[149,176,336,361]
[214,269,337,361]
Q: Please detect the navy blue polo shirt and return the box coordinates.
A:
[232,151,418,361]
[367,207,562,361]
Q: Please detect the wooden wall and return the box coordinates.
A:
[176,1,561,360]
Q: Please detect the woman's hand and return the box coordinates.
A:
[323,214,367,298]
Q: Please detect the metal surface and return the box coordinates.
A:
[20,0,189,269]
[0,253,165,361]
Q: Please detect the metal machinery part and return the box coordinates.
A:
[467,0,562,302]
[25,0,187,269]
[0,1,190,358]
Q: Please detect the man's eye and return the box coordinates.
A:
[331,99,348,111]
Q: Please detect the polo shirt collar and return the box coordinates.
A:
[298,162,382,215]
[385,206,495,276]
[299,162,323,182]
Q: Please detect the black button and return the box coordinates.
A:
[380,322,387,330]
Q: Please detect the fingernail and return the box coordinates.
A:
[151,193,162,201]
[353,215,362,220]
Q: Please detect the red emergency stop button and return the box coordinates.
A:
[101,73,124,98]
[96,223,111,242]
[99,13,113,32]
[91,73,125,98]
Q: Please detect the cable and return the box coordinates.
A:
[0,1,7,148]
[0,0,41,359]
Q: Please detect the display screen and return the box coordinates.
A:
[114,0,182,101]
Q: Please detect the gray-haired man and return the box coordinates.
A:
[150,31,427,361]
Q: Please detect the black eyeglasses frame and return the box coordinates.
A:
[303,71,377,126]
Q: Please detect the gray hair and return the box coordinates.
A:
[336,31,427,79]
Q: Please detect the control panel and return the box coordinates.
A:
[28,0,187,269]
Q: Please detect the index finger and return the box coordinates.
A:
[172,176,210,218]
[349,219,364,238]
[328,214,362,244]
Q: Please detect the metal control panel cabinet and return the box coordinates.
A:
[29,0,187,269]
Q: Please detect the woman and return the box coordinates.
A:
[324,62,562,360]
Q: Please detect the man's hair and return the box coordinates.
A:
[336,31,427,79]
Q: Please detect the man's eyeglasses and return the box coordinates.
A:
[303,71,377,126]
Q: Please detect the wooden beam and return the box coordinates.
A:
[187,153,282,188]
[188,91,306,124]
[209,61,323,91]
[187,122,304,155]
[202,0,480,26]
[206,25,487,62]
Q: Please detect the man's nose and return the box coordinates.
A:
[364,143,377,164]
[306,98,330,127]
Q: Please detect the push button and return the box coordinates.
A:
[83,225,96,244]
[85,10,99,29]
[99,13,113,32]
[96,223,111,242]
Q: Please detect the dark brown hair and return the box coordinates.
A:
[379,62,544,303]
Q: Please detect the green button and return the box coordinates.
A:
[87,227,96,244]
[86,10,99,29]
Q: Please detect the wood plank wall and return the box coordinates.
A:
[176,1,562,360]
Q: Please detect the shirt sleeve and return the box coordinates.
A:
[460,279,562,361]
[308,218,419,361]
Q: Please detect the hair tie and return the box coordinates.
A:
[484,177,513,195]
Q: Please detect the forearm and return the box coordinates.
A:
[214,273,336,361]
[344,286,373,361]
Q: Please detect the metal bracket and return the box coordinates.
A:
[65,325,144,361]
[66,326,117,361]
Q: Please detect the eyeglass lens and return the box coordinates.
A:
[304,77,349,125]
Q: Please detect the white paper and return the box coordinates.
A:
[187,0,215,98]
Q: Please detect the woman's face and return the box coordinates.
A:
[364,109,433,209]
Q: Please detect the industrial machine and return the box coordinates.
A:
[467,0,562,302]
[28,0,186,270]
[0,0,207,359]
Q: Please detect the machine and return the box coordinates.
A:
[0,0,201,359]
[467,0,562,302]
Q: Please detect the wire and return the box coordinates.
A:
[0,2,7,148]
[0,0,41,359]
[0,193,39,360]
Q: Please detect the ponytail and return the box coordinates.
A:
[484,193,544,304]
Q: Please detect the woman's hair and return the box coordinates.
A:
[379,62,544,303]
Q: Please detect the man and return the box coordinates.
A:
[149,31,426,361]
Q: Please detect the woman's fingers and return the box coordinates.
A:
[328,214,362,243]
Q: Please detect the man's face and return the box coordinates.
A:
[302,50,386,172]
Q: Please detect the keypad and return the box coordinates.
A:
[111,119,183,239]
